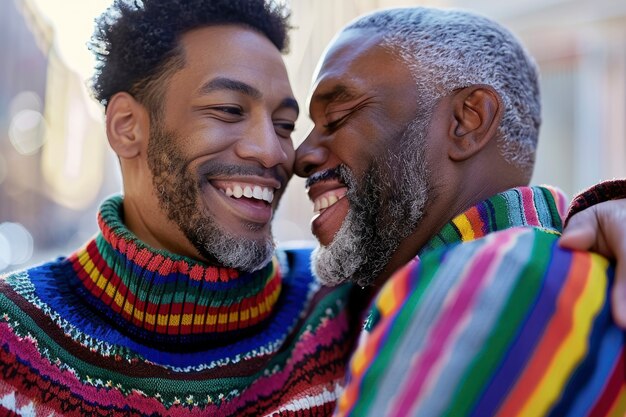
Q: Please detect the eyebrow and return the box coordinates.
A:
[198,77,262,99]
[198,76,299,115]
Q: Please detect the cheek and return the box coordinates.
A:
[281,140,296,174]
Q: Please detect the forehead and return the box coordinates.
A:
[170,25,293,99]
[310,28,413,104]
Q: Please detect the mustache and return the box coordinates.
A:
[198,162,288,187]
[305,165,352,188]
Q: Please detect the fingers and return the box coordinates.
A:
[559,208,599,251]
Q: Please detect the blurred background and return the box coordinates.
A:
[1,0,625,273]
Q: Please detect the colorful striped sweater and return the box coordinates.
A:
[337,185,625,417]
[0,196,361,417]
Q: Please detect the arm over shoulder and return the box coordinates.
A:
[337,227,623,417]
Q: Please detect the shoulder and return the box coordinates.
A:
[340,228,618,417]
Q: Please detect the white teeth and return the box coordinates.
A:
[313,190,346,213]
[219,183,275,203]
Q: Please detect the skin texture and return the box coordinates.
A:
[106,26,298,271]
[560,201,626,327]
[295,28,528,287]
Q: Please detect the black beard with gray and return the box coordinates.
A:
[147,126,274,272]
[313,117,432,287]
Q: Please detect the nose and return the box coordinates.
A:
[235,116,291,169]
[294,127,328,177]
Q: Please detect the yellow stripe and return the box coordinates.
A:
[134,309,144,322]
[452,215,475,241]
[181,314,193,326]
[193,314,205,326]
[114,292,125,309]
[123,301,133,315]
[229,311,238,323]
[169,314,180,326]
[145,312,155,326]
[157,314,169,327]
[377,276,399,317]
[518,254,608,416]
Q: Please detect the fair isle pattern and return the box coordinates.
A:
[337,186,625,417]
[0,196,359,416]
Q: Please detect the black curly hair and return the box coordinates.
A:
[89,0,291,112]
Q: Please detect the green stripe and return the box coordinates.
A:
[0,282,350,405]
[442,231,556,416]
[350,250,443,415]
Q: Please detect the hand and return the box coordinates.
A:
[559,199,626,328]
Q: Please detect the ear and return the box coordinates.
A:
[105,92,150,159]
[448,85,502,162]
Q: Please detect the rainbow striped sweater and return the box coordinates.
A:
[337,185,625,417]
[0,196,361,416]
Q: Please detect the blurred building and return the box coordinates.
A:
[0,0,120,272]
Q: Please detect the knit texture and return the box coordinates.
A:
[0,196,360,416]
[338,185,625,417]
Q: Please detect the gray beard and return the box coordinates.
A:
[312,117,431,287]
[147,126,274,272]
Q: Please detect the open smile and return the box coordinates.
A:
[306,169,350,245]
[209,178,281,225]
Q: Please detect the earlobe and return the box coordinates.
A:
[448,85,502,162]
[106,92,149,159]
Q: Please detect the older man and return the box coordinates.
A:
[295,7,626,416]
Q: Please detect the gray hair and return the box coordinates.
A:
[346,7,541,170]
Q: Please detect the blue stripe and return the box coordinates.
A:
[471,243,572,416]
[550,264,619,416]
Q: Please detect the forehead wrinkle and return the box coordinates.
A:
[313,84,361,105]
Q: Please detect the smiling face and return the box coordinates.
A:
[122,25,298,271]
[295,29,438,286]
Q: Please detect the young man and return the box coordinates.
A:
[0,1,363,415]
[294,7,626,416]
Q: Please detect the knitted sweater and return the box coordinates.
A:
[0,196,361,417]
[337,185,625,417]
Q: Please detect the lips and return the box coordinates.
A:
[306,169,350,245]
[209,178,281,225]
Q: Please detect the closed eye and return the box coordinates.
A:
[213,106,243,116]
[323,113,350,132]
[274,120,296,138]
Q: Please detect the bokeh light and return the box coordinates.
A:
[0,222,34,271]
[9,109,47,155]
[9,91,43,117]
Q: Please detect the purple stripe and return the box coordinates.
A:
[470,246,573,416]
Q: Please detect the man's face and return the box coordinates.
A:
[139,26,298,271]
[295,29,437,287]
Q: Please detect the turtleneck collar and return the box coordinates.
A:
[67,195,282,348]
[420,186,567,255]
